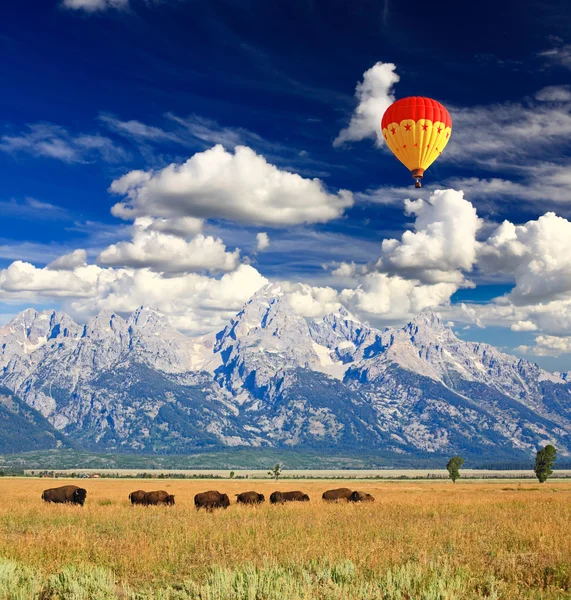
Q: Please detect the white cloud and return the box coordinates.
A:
[0,198,70,221]
[62,0,129,11]
[447,97,571,169]
[332,262,358,277]
[373,189,481,285]
[341,273,457,320]
[47,249,88,271]
[256,232,270,252]
[479,212,571,305]
[510,320,538,332]
[333,62,399,147]
[0,259,268,335]
[97,218,239,274]
[144,216,204,238]
[517,336,571,357]
[110,144,353,226]
[535,85,571,102]
[539,44,571,70]
[0,124,126,163]
[99,115,180,142]
[282,282,341,318]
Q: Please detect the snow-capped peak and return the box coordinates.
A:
[128,306,171,333]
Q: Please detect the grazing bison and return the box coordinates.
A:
[270,491,284,504]
[322,488,353,501]
[144,491,175,506]
[129,490,147,505]
[350,491,375,502]
[270,491,309,503]
[42,485,87,506]
[235,491,265,504]
[194,490,230,510]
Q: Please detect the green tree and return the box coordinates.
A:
[268,463,282,482]
[446,456,464,483]
[229,471,235,479]
[534,445,557,483]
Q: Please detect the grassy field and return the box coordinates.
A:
[1,478,571,599]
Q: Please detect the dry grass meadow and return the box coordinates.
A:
[1,477,571,599]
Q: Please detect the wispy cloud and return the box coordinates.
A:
[0,241,75,264]
[0,198,70,221]
[0,123,128,164]
[61,0,129,12]
[539,44,571,69]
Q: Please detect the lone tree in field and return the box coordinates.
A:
[446,456,464,483]
[534,445,557,483]
[268,463,282,482]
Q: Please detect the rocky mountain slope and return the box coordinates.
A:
[1,284,570,459]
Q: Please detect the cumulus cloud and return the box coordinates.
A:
[0,124,126,163]
[282,282,341,318]
[144,216,203,238]
[510,320,538,332]
[333,62,399,147]
[0,260,268,335]
[332,262,358,278]
[373,189,481,285]
[62,0,129,11]
[341,273,457,320]
[47,249,88,271]
[479,212,571,305]
[256,232,270,252]
[517,336,571,357]
[110,144,353,226]
[97,218,239,274]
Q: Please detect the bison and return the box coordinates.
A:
[322,488,354,501]
[129,490,147,505]
[194,490,230,510]
[235,491,265,504]
[144,491,175,506]
[42,485,87,506]
[270,491,309,503]
[350,491,375,502]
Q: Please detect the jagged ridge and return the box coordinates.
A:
[1,284,570,458]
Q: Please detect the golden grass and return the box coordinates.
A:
[1,478,571,598]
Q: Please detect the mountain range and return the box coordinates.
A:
[1,283,570,461]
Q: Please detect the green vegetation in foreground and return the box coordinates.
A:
[3,557,560,600]
[0,448,550,471]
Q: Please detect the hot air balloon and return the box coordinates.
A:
[381,97,452,188]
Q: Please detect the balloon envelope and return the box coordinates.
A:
[381,97,452,186]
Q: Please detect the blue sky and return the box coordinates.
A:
[2,0,571,370]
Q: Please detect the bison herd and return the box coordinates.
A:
[41,485,374,509]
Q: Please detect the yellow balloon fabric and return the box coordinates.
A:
[381,97,452,180]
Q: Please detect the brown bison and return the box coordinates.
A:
[270,491,309,503]
[270,491,285,504]
[350,491,375,502]
[42,485,87,506]
[129,490,147,505]
[235,491,265,504]
[322,488,353,501]
[144,491,175,506]
[194,490,230,510]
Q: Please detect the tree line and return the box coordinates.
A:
[446,445,558,483]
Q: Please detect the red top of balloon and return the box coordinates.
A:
[381,97,452,130]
